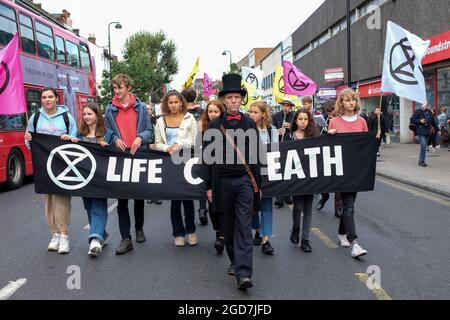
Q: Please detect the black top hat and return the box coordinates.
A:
[219,74,247,98]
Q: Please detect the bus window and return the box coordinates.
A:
[0,114,25,131]
[19,13,36,54]
[66,40,80,68]
[35,21,55,61]
[55,35,66,64]
[80,43,92,73]
[0,3,17,46]
[26,89,41,116]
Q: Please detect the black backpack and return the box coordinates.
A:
[33,111,70,134]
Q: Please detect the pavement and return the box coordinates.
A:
[376,141,450,198]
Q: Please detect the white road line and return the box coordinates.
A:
[108,201,118,213]
[0,279,27,300]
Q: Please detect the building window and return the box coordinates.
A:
[66,40,80,68]
[0,3,17,46]
[19,14,35,54]
[35,21,55,61]
[26,89,41,116]
[437,67,450,107]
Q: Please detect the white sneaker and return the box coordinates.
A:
[187,233,199,246]
[48,233,60,251]
[174,236,186,247]
[351,243,368,258]
[58,235,70,254]
[338,235,351,248]
[88,239,102,257]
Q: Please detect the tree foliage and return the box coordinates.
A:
[98,31,178,106]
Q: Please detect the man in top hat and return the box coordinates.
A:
[272,99,295,208]
[204,74,261,291]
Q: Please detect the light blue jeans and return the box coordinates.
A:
[418,135,428,163]
[252,198,273,238]
[82,198,108,242]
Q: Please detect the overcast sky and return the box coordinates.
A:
[38,0,325,88]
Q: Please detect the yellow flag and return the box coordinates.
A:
[182,57,200,89]
[241,81,262,111]
[273,66,285,103]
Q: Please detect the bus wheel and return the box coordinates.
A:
[6,149,25,190]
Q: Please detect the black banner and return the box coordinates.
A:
[31,133,377,199]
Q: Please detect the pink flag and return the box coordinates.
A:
[203,73,216,97]
[0,34,26,115]
[283,60,317,96]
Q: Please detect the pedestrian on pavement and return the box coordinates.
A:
[24,87,78,254]
[201,100,226,254]
[285,108,319,253]
[104,74,154,255]
[272,99,295,208]
[204,74,262,291]
[410,102,439,167]
[248,101,278,255]
[328,88,369,259]
[155,90,199,247]
[70,102,114,257]
[146,102,163,206]
[368,106,388,157]
[182,87,209,226]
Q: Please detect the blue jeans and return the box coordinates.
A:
[82,198,108,242]
[418,135,428,162]
[252,198,273,237]
[171,200,196,237]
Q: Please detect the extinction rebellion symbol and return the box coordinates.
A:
[241,84,249,106]
[0,61,10,95]
[246,73,259,88]
[389,37,420,86]
[47,144,97,190]
[287,68,310,92]
[278,76,285,94]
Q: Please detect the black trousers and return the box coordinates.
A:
[117,199,144,240]
[208,201,222,235]
[221,175,254,281]
[338,192,358,243]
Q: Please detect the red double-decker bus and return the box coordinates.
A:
[0,0,96,189]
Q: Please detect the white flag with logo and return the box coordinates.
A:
[241,67,264,96]
[381,21,430,104]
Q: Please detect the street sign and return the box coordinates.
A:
[324,67,344,83]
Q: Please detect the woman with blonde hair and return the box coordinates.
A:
[328,89,369,259]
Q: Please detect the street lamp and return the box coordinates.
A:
[222,50,232,70]
[346,0,352,86]
[108,21,122,72]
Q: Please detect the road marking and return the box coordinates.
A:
[311,228,338,249]
[0,279,27,300]
[108,201,118,213]
[355,273,392,300]
[377,178,450,208]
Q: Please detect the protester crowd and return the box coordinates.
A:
[24,72,450,291]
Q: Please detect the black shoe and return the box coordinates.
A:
[274,200,284,208]
[228,264,235,276]
[316,200,326,211]
[290,228,300,245]
[146,200,154,204]
[418,161,428,167]
[136,229,146,243]
[285,197,293,205]
[237,277,253,291]
[155,200,163,205]
[115,239,133,255]
[261,241,274,255]
[198,209,208,226]
[253,233,262,246]
[215,237,225,254]
[301,239,312,253]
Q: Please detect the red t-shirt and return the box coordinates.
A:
[113,94,138,147]
[329,116,368,133]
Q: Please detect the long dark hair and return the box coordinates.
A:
[291,108,318,138]
[78,102,106,141]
